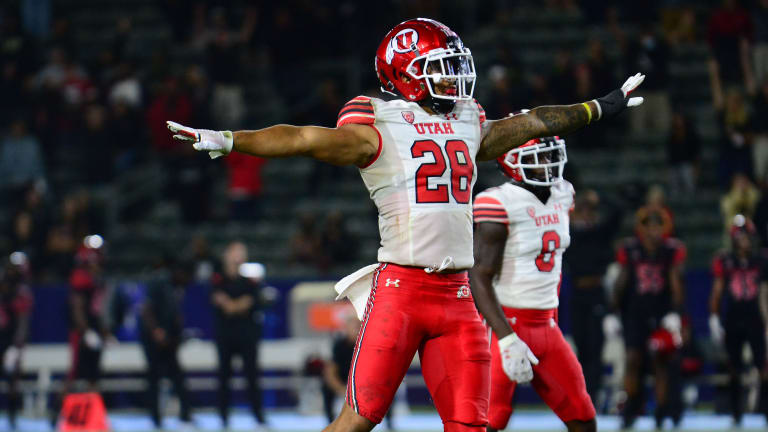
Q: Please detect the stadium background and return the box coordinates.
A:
[1,0,767,430]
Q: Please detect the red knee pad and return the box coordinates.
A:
[444,421,487,432]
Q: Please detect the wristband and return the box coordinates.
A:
[591,99,602,120]
[581,102,593,124]
[497,332,518,349]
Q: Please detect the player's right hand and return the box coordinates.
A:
[498,332,539,383]
[2,346,20,374]
[166,121,233,159]
[708,314,724,344]
[84,329,103,350]
[602,313,622,339]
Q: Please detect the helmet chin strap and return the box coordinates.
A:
[421,95,456,115]
[516,180,552,204]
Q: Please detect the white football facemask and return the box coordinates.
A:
[503,138,568,187]
[404,47,477,101]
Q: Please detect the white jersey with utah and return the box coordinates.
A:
[473,180,575,309]
[337,95,486,271]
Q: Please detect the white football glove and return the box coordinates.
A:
[3,346,20,374]
[166,121,233,159]
[83,329,103,350]
[661,312,683,346]
[602,313,622,339]
[709,314,725,345]
[498,333,539,384]
[620,73,646,107]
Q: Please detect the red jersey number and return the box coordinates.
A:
[535,230,561,272]
[446,140,473,204]
[411,139,474,204]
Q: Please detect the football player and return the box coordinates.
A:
[0,253,33,429]
[167,18,645,432]
[608,211,686,429]
[471,136,596,432]
[709,215,768,425]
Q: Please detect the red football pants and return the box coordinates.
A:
[346,263,491,430]
[488,307,595,430]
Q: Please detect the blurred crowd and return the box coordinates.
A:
[2,0,768,427]
[3,1,768,281]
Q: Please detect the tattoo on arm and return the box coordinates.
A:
[477,102,595,161]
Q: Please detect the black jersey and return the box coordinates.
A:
[712,250,767,316]
[616,237,686,313]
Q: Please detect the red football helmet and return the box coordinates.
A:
[375,18,475,108]
[497,136,567,186]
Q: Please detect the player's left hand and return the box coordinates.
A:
[498,332,539,383]
[661,312,683,346]
[166,121,233,159]
[593,73,645,120]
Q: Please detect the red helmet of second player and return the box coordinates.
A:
[375,18,476,102]
[498,136,568,186]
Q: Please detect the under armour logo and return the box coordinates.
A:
[385,279,400,287]
[457,285,470,298]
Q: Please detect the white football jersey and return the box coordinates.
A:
[473,180,574,309]
[337,95,485,270]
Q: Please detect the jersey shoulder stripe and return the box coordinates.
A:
[473,195,508,224]
[337,96,375,127]
[473,98,486,125]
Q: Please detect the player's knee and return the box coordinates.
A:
[443,421,486,432]
[565,418,596,432]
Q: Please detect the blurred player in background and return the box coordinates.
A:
[67,242,109,389]
[471,136,596,432]
[565,189,625,407]
[53,238,111,425]
[322,313,361,425]
[140,256,192,429]
[0,252,33,429]
[609,212,686,429]
[211,241,266,427]
[708,215,768,425]
[166,17,644,431]
[321,311,391,429]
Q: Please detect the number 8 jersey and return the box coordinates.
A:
[473,181,575,309]
[337,95,485,270]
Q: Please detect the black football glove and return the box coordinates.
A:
[592,73,645,120]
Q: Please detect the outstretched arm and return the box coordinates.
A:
[477,73,645,161]
[233,124,379,166]
[167,121,379,167]
[477,103,595,161]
